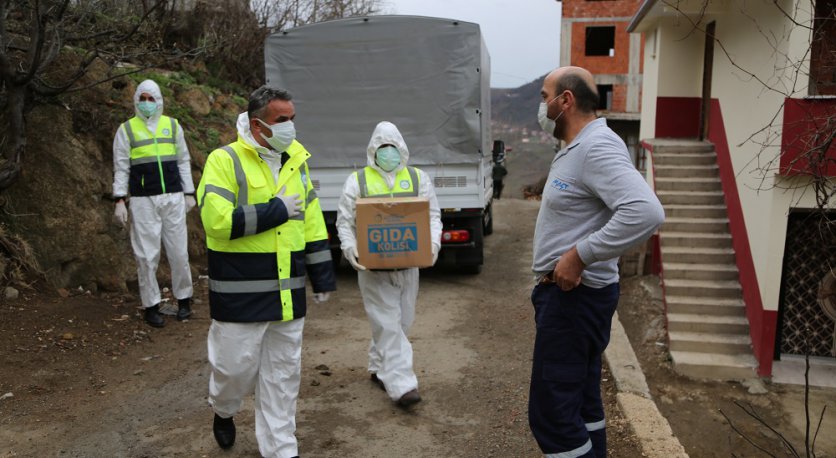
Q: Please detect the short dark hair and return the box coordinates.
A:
[248,86,293,120]
[555,74,599,114]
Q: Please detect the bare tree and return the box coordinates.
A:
[199,0,383,88]
[0,0,174,192]
[0,0,382,194]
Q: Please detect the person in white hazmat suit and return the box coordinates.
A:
[112,79,195,328]
[336,121,442,407]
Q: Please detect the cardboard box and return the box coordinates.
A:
[356,197,432,269]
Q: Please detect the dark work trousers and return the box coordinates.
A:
[529,282,619,458]
[493,179,504,199]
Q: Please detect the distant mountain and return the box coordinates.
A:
[491,74,546,131]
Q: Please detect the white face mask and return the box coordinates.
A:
[537,95,563,136]
[257,119,296,152]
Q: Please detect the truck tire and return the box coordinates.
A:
[483,205,494,236]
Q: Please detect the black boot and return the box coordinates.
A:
[213,414,235,449]
[143,304,165,328]
[176,298,192,321]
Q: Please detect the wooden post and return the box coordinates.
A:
[699,21,716,141]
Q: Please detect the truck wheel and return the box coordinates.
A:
[483,205,494,236]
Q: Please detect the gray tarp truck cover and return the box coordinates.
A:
[264,15,491,168]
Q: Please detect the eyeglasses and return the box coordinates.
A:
[139,95,155,102]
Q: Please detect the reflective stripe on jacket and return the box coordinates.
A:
[122,115,183,196]
[356,166,420,198]
[197,137,335,322]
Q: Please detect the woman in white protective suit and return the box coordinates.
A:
[336,121,442,407]
[112,79,196,328]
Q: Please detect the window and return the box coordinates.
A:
[809,0,835,95]
[597,85,613,110]
[585,26,615,56]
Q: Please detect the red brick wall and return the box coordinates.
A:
[571,21,630,74]
[562,0,643,18]
[563,0,644,111]
[612,84,627,112]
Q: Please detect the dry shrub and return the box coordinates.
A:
[0,223,42,286]
[523,176,548,200]
[186,0,268,88]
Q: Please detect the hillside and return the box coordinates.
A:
[491,74,546,132]
[489,73,557,200]
[0,55,247,293]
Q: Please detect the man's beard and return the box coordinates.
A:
[553,116,567,141]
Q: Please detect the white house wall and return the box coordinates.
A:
[709,1,816,312]
[638,22,705,140]
[638,1,818,312]
[639,28,658,140]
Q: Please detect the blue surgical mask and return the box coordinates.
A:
[375,146,401,172]
[138,101,157,118]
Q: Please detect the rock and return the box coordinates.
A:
[315,364,329,371]
[62,333,74,340]
[0,392,12,401]
[4,286,19,300]
[310,379,320,386]
[58,288,70,298]
[178,88,211,116]
[742,378,768,395]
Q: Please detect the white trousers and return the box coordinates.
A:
[128,193,193,308]
[208,318,304,458]
[358,268,420,400]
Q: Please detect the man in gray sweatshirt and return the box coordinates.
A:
[529,66,664,457]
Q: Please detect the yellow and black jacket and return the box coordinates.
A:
[197,136,335,322]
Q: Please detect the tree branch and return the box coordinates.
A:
[719,408,780,457]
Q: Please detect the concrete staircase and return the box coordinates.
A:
[650,139,758,380]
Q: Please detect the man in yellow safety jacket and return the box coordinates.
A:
[197,86,336,458]
[112,79,195,328]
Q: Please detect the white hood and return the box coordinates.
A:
[134,79,164,121]
[236,111,282,180]
[366,121,409,175]
[236,112,263,149]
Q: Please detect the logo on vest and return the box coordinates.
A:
[162,128,170,136]
[368,223,418,256]
[400,180,410,190]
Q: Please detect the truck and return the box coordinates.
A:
[264,15,494,273]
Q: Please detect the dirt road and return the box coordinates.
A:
[0,199,640,457]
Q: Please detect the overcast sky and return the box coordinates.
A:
[380,0,562,89]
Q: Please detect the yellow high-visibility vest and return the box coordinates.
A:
[355,166,420,198]
[197,136,334,322]
[122,115,182,196]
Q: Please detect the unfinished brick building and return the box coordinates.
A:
[558,0,644,166]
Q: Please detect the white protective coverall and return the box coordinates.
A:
[112,80,195,309]
[336,121,442,401]
[207,112,307,458]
